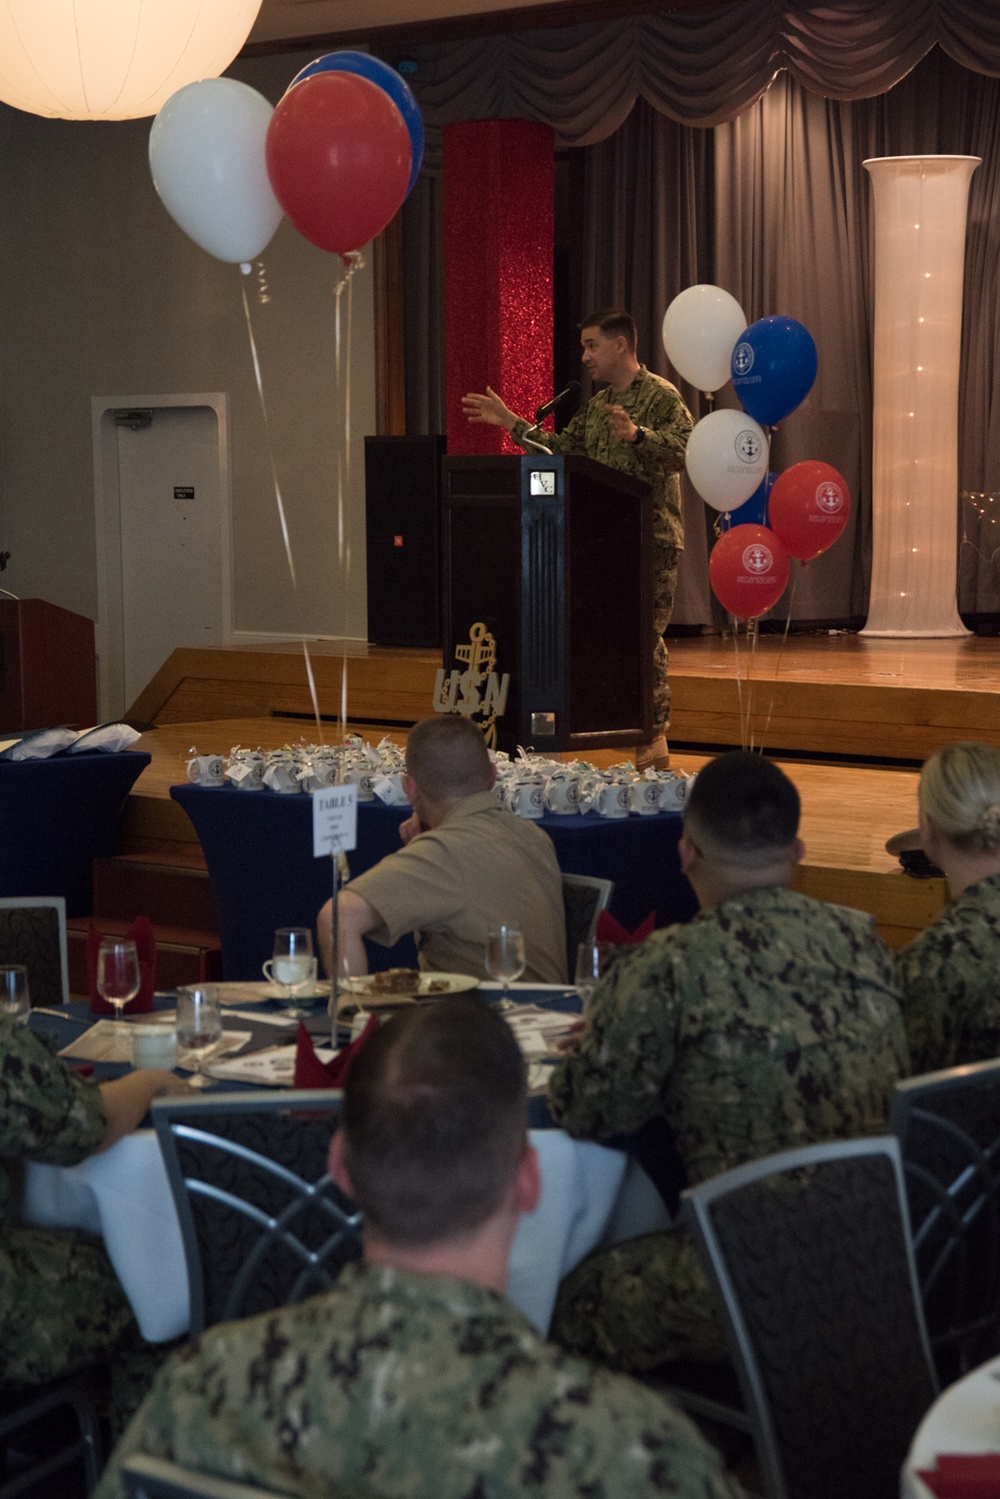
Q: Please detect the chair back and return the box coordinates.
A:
[121,1454,293,1498]
[0,1378,101,1497]
[153,1091,362,1336]
[0,896,68,1006]
[561,873,613,976]
[683,1137,937,1499]
[891,1057,1000,1382]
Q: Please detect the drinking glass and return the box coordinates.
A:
[0,964,30,1023]
[485,925,526,1001]
[96,938,141,1024]
[176,986,223,1088]
[264,928,315,1018]
[574,941,612,1013]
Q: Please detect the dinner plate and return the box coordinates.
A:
[339,972,479,1004]
[208,981,332,1006]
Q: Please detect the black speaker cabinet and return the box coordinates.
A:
[365,435,445,647]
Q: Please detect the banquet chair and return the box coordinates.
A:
[0,1377,102,1497]
[152,1092,363,1337]
[891,1056,1000,1384]
[682,1136,938,1499]
[560,874,613,976]
[121,1454,294,1499]
[0,896,69,1006]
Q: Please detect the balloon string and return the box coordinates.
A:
[747,617,759,752]
[239,270,324,738]
[332,251,364,746]
[731,618,747,750]
[757,569,797,758]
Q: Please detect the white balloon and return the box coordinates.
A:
[662,285,748,393]
[149,79,283,264]
[685,409,770,512]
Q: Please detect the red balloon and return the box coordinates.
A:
[709,524,790,620]
[768,460,851,562]
[266,72,410,257]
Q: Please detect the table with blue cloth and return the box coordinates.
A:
[0,749,151,914]
[170,782,696,980]
[21,992,673,1341]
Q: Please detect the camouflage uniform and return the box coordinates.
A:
[512,367,693,734]
[96,1262,742,1499]
[547,886,909,1372]
[0,1019,160,1426]
[896,871,1000,1074]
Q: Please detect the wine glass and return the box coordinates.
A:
[96,938,141,1025]
[264,928,315,1019]
[574,941,612,1013]
[0,964,30,1023]
[486,925,526,1002]
[176,986,223,1088]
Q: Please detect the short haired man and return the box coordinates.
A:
[318,714,566,982]
[95,1000,742,1499]
[547,750,909,1374]
[463,308,693,769]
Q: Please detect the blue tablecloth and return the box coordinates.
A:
[0,750,151,915]
[171,784,696,981]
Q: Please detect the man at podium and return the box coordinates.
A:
[463,307,693,769]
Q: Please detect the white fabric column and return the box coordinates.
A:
[862,155,980,637]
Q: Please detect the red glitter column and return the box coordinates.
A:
[443,120,554,456]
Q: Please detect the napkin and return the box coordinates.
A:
[596,910,655,946]
[917,1454,1000,1497]
[293,1016,379,1089]
[88,918,156,1014]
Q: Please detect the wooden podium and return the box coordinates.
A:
[0,598,97,733]
[441,454,653,753]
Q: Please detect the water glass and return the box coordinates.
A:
[265,928,315,1018]
[0,964,30,1023]
[485,925,526,1001]
[96,938,141,1023]
[176,985,223,1088]
[575,941,613,1012]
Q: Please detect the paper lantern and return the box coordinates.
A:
[0,0,264,121]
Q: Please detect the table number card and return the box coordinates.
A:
[312,783,358,857]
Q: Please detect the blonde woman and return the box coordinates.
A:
[897,740,1000,1073]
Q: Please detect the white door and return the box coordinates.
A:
[113,405,224,708]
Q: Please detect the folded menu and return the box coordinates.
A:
[917,1454,1000,1498]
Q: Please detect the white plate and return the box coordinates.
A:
[208,981,331,1006]
[339,972,479,1004]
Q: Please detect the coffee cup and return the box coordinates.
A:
[130,1022,178,1070]
[595,782,630,819]
[507,780,545,818]
[263,761,300,795]
[343,764,376,801]
[544,775,581,815]
[186,754,224,786]
[373,771,409,806]
[657,771,692,812]
[628,778,661,816]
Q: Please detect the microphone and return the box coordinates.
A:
[534,381,580,425]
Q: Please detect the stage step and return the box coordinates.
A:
[66,915,222,999]
[92,851,217,931]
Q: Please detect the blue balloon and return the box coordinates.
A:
[289,51,424,197]
[731,316,817,426]
[720,470,776,532]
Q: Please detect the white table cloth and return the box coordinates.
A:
[902,1354,1000,1498]
[23,1127,671,1342]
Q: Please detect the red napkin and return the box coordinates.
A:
[917,1455,1000,1497]
[87,917,156,1014]
[294,1016,379,1090]
[596,910,655,946]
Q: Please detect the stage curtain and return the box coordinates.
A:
[409,0,1000,145]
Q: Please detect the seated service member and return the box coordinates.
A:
[896,740,1000,1073]
[318,714,566,982]
[96,999,742,1499]
[547,750,909,1375]
[0,1019,189,1418]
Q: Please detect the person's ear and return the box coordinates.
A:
[791,836,806,867]
[402,772,418,806]
[918,810,940,861]
[328,1129,354,1196]
[514,1142,541,1217]
[488,762,497,789]
[678,832,699,877]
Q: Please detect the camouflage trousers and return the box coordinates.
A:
[0,1226,169,1434]
[549,1227,727,1375]
[653,543,680,737]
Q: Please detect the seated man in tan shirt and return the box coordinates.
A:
[318,716,567,983]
